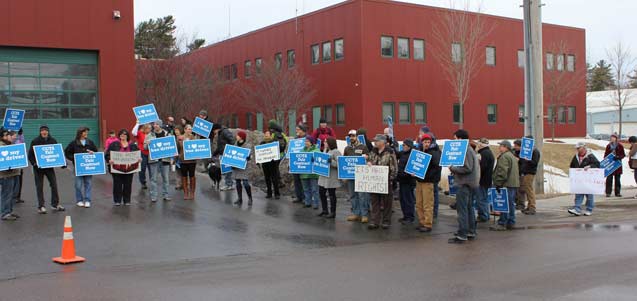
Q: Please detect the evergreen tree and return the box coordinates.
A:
[186,39,206,53]
[588,60,615,91]
[135,16,179,59]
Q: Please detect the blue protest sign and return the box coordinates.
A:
[398,143,403,152]
[404,150,432,180]
[337,156,366,179]
[488,188,510,213]
[385,115,394,138]
[358,135,366,146]
[183,139,212,160]
[33,144,66,168]
[192,117,213,138]
[3,109,25,131]
[520,137,535,160]
[286,138,306,159]
[440,140,469,166]
[448,175,457,196]
[346,136,351,146]
[312,152,331,177]
[148,136,178,160]
[220,144,251,169]
[0,143,28,171]
[221,164,232,174]
[289,152,314,174]
[73,152,106,176]
[600,153,622,177]
[133,104,160,125]
[316,139,322,150]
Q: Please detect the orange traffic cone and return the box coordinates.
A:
[53,216,85,264]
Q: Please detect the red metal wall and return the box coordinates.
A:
[0,0,137,140]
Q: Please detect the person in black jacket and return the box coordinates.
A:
[28,125,65,214]
[475,138,495,222]
[513,138,541,215]
[568,142,601,216]
[212,123,236,190]
[64,127,98,208]
[397,139,417,224]
[268,120,288,193]
[415,134,441,232]
[106,129,141,206]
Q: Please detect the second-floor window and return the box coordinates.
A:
[323,42,332,62]
[381,36,393,58]
[311,45,320,65]
[486,46,496,66]
[287,50,296,68]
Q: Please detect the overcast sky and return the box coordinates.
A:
[135,0,637,64]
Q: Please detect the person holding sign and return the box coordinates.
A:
[10,129,25,204]
[144,121,174,202]
[106,129,141,206]
[475,138,495,222]
[628,136,637,198]
[291,124,309,204]
[317,138,342,218]
[176,124,198,200]
[259,130,281,199]
[0,129,21,221]
[311,118,335,152]
[414,135,441,233]
[212,123,236,191]
[132,123,152,189]
[489,141,520,231]
[64,127,98,208]
[604,134,625,197]
[28,125,66,214]
[568,142,601,216]
[396,139,417,224]
[366,134,398,230]
[513,137,541,215]
[301,136,321,209]
[232,131,253,207]
[343,129,370,223]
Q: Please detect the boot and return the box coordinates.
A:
[182,177,190,200]
[190,176,197,200]
[234,182,243,206]
[246,185,253,207]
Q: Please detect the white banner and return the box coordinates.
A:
[569,168,605,195]
[355,165,389,194]
[110,151,141,174]
[255,141,280,164]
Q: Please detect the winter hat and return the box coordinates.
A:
[305,135,316,145]
[499,140,513,150]
[296,124,308,133]
[421,126,431,133]
[199,109,208,117]
[154,119,163,127]
[211,123,222,131]
[403,139,415,149]
[319,118,327,124]
[575,142,587,149]
[513,139,522,146]
[453,129,469,140]
[357,128,368,136]
[237,131,247,141]
[373,134,387,143]
[421,134,432,141]
[39,125,50,132]
[611,134,619,139]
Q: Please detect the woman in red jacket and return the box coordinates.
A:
[604,134,626,197]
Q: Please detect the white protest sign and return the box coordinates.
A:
[355,165,389,194]
[110,151,141,174]
[569,168,605,195]
[255,141,280,164]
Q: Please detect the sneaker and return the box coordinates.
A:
[346,215,361,222]
[1,214,17,221]
[489,224,508,231]
[583,211,592,216]
[568,208,581,216]
[453,232,477,240]
[15,199,25,204]
[51,205,65,212]
[367,224,379,230]
[114,202,122,207]
[163,197,172,201]
[522,209,536,215]
[448,236,467,244]
[417,226,432,233]
[361,216,369,224]
[151,199,158,203]
[380,223,390,229]
[515,204,525,211]
[84,202,91,208]
[220,185,233,191]
[37,207,47,214]
[124,202,131,206]
[605,194,611,198]
[76,202,85,207]
[400,219,415,225]
[615,194,622,198]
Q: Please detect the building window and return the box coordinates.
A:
[382,102,395,123]
[414,102,427,124]
[556,54,564,71]
[399,102,411,124]
[414,39,425,61]
[246,113,253,130]
[335,39,344,60]
[255,58,262,74]
[275,111,285,126]
[244,60,252,78]
[287,50,296,68]
[322,105,333,125]
[397,38,409,59]
[452,43,462,63]
[231,64,237,80]
[547,106,555,124]
[231,114,239,128]
[568,106,576,124]
[517,50,525,68]
[311,45,320,65]
[381,36,393,58]
[275,53,282,70]
[519,105,525,123]
[567,55,575,72]
[487,104,497,123]
[336,104,345,125]
[486,46,496,66]
[322,42,332,63]
[223,65,230,80]
[546,53,554,70]
[453,103,463,123]
[558,106,566,123]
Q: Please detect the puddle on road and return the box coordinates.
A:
[519,223,637,232]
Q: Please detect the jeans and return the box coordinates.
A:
[74,176,92,203]
[224,173,234,188]
[434,182,440,218]
[498,187,518,226]
[415,182,434,227]
[301,178,319,207]
[139,153,151,185]
[573,194,594,212]
[399,182,416,221]
[455,185,476,239]
[475,186,490,221]
[605,174,621,196]
[0,177,15,216]
[293,174,304,202]
[112,173,133,204]
[33,167,59,208]
[149,162,170,200]
[347,180,369,217]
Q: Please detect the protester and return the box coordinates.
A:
[11,128,25,204]
[132,123,152,189]
[344,129,370,223]
[604,134,625,197]
[0,129,20,221]
[568,142,600,216]
[301,136,320,209]
[64,127,98,208]
[212,123,236,191]
[163,116,175,135]
[106,129,140,206]
[318,137,341,218]
[176,124,197,200]
[233,131,253,207]
[367,134,398,230]
[357,128,374,157]
[397,139,416,224]
[197,110,214,140]
[629,136,637,198]
[292,124,308,204]
[418,126,440,218]
[144,120,173,202]
[104,130,118,151]
[475,138,494,222]
[414,135,441,232]
[268,120,288,192]
[260,130,281,199]
[173,126,184,191]
[489,141,520,231]
[312,118,335,151]
[513,137,541,215]
[447,130,480,243]
[180,117,192,128]
[384,127,400,152]
[28,125,66,214]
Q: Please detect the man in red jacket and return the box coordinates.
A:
[132,123,152,189]
[311,118,335,151]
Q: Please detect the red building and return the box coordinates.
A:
[0,0,136,145]
[186,0,585,139]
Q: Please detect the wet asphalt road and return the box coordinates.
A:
[2,169,637,300]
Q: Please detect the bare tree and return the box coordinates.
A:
[544,41,586,141]
[606,41,635,137]
[235,61,316,131]
[431,0,494,129]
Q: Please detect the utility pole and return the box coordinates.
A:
[523,0,545,194]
